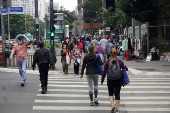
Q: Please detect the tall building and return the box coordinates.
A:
[46,1,59,14]
[11,0,47,21]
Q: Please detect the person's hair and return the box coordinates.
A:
[18,36,23,40]
[108,39,111,42]
[98,42,101,47]
[88,43,96,53]
[62,44,67,49]
[38,41,44,48]
[110,48,117,62]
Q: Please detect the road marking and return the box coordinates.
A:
[47,81,170,85]
[39,84,170,88]
[48,79,170,82]
[36,94,170,99]
[33,106,170,111]
[38,89,170,93]
[48,77,170,80]
[35,99,170,104]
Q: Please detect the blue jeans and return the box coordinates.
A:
[17,58,27,83]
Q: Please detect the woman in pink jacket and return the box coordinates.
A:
[78,38,83,54]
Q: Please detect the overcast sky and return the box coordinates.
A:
[47,0,78,11]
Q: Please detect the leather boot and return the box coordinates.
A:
[41,81,46,94]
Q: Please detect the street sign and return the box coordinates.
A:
[10,7,23,14]
[42,39,61,43]
[46,30,50,34]
[55,29,64,33]
[2,7,24,15]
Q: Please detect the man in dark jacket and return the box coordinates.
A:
[32,41,52,94]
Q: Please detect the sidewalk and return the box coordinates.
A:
[0,56,170,76]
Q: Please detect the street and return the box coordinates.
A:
[0,72,170,113]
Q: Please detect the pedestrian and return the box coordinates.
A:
[78,38,83,54]
[100,36,108,62]
[61,44,69,75]
[73,44,82,76]
[84,37,91,55]
[80,43,103,106]
[10,35,30,86]
[32,41,52,94]
[98,35,103,41]
[33,39,37,51]
[105,39,114,60]
[91,36,99,47]
[101,48,128,113]
[96,42,105,62]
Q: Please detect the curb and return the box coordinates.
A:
[128,68,170,76]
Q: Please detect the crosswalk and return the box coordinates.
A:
[33,75,170,113]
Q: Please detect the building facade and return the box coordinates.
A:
[11,0,46,21]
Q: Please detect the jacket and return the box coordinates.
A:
[32,47,52,68]
[100,39,108,50]
[81,53,102,75]
[105,43,114,55]
[91,39,99,47]
[96,46,105,54]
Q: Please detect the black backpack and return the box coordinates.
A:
[107,59,122,80]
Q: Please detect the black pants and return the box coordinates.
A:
[39,63,49,88]
[107,54,111,60]
[74,63,79,75]
[107,79,122,100]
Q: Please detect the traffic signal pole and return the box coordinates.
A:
[35,0,39,42]
[50,0,57,70]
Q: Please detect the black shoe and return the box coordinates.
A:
[21,83,24,86]
[41,88,46,94]
[90,102,94,106]
[94,99,99,105]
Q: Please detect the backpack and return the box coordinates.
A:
[107,59,122,80]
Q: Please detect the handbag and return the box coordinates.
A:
[66,53,70,65]
[95,54,103,76]
[122,64,130,87]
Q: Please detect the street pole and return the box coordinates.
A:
[1,0,6,67]
[25,0,27,33]
[50,0,55,70]
[8,7,11,66]
[35,0,39,43]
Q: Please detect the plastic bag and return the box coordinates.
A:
[15,33,34,43]
[66,53,70,65]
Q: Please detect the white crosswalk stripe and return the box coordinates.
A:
[33,75,170,112]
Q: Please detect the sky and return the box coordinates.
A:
[47,0,78,11]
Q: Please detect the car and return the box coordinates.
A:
[5,40,15,50]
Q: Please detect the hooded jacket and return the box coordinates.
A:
[81,53,102,75]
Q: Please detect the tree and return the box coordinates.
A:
[78,0,102,35]
[116,0,158,23]
[4,14,45,39]
[65,20,74,30]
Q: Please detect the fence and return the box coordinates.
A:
[6,54,34,68]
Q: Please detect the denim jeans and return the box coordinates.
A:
[17,58,27,83]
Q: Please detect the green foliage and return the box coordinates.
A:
[65,20,74,30]
[44,43,59,49]
[116,0,158,23]
[79,0,102,19]
[4,14,45,39]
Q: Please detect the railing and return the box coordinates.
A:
[6,54,34,68]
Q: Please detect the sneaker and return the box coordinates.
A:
[21,82,24,86]
[111,106,115,112]
[94,99,99,105]
[115,110,119,113]
[90,102,94,106]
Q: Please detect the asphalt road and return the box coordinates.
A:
[0,72,170,113]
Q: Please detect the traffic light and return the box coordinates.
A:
[36,24,39,31]
[50,27,55,39]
